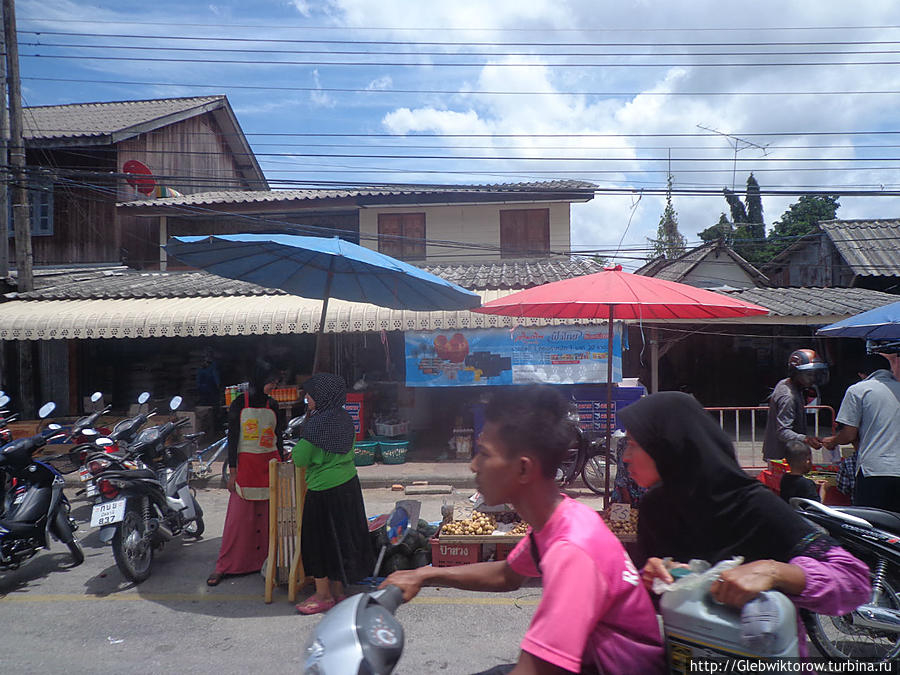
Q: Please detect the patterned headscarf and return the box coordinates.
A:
[300,373,356,454]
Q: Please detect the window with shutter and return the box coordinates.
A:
[500,208,549,257]
[7,178,54,237]
[378,212,425,260]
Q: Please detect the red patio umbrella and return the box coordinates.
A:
[473,265,769,502]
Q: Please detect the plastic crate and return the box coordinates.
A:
[375,421,408,437]
[353,440,378,467]
[380,440,408,465]
[430,538,483,567]
[495,542,518,561]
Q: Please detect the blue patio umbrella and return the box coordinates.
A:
[165,233,481,370]
[816,300,900,340]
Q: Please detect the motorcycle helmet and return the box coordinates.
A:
[788,349,829,387]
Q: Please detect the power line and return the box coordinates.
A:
[25,76,900,98]
[24,53,900,67]
[23,40,900,58]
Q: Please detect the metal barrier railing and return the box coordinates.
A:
[704,405,836,470]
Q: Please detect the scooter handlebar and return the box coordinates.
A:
[371,584,404,614]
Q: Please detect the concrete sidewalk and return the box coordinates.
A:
[62,459,476,490]
[354,459,475,489]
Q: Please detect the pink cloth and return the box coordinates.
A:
[214,492,269,575]
[507,495,665,674]
[787,545,871,658]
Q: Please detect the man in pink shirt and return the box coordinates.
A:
[382,386,664,674]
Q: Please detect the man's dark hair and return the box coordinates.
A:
[484,385,577,479]
[859,353,891,377]
[785,440,811,469]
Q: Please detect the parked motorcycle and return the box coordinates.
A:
[303,585,405,674]
[0,402,84,571]
[557,424,616,495]
[792,497,900,662]
[74,392,155,498]
[85,395,205,582]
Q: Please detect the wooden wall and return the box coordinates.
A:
[12,112,254,266]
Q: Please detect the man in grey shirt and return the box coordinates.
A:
[762,349,827,461]
[824,353,900,512]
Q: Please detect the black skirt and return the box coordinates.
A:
[301,475,374,584]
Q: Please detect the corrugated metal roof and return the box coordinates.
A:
[6,258,605,298]
[821,219,900,277]
[720,286,898,318]
[2,286,896,341]
[421,258,607,290]
[117,180,597,208]
[24,96,226,142]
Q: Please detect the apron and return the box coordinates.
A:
[234,392,279,500]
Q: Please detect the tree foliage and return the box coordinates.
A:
[768,194,840,258]
[648,175,687,260]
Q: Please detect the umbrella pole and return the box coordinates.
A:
[605,306,614,509]
[312,260,336,374]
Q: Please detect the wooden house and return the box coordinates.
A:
[13,95,266,267]
[764,219,900,292]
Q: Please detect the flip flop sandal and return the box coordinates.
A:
[295,597,336,615]
[207,572,225,587]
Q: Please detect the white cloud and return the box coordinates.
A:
[310,70,336,108]
[366,76,393,91]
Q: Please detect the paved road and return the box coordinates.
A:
[0,483,606,674]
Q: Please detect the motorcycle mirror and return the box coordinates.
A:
[81,428,98,436]
[169,395,183,411]
[96,437,114,446]
[38,402,56,418]
[47,423,62,430]
[0,395,9,407]
[137,392,151,405]
[90,391,103,402]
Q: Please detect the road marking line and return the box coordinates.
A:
[0,593,540,606]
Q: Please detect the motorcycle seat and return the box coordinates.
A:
[102,468,158,481]
[0,519,40,536]
[834,506,900,535]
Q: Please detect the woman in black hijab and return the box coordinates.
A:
[292,373,374,615]
[619,392,869,654]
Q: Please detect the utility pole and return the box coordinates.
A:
[4,0,31,292]
[3,0,32,415]
[0,0,8,279]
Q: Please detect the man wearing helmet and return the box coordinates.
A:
[762,349,828,461]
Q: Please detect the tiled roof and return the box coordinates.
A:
[7,257,604,299]
[820,219,900,277]
[24,96,226,142]
[635,240,768,286]
[421,258,607,290]
[720,286,899,318]
[7,267,279,300]
[117,180,597,208]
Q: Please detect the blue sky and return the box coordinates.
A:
[18,0,900,268]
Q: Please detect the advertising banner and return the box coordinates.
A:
[404,325,623,387]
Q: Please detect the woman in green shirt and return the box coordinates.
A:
[293,373,374,615]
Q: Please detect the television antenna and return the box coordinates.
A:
[697,124,771,190]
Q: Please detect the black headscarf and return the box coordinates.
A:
[300,373,356,455]
[619,392,825,566]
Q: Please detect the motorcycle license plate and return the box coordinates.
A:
[91,498,126,527]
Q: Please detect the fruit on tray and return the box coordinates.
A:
[601,508,639,536]
[441,511,496,536]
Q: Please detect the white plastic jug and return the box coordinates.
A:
[660,574,798,672]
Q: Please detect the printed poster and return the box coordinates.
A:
[404,325,624,387]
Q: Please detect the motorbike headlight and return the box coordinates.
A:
[136,427,160,444]
[303,637,326,673]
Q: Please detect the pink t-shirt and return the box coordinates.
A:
[507,496,665,674]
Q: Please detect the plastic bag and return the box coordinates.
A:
[651,556,744,595]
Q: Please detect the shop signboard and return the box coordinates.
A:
[404,325,623,387]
